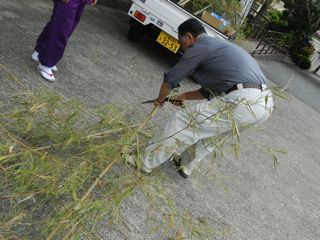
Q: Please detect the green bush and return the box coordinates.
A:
[289,48,312,70]
[302,46,315,57]
[267,9,282,22]
[298,56,311,69]
[266,9,289,32]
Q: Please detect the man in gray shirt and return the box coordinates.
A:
[125,18,274,178]
[164,26,267,99]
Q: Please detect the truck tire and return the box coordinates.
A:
[128,19,145,42]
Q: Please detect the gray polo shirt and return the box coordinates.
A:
[164,34,267,99]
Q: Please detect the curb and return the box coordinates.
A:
[301,69,320,86]
[253,53,320,86]
[282,58,320,86]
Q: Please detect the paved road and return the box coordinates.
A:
[1,1,320,239]
[257,58,320,113]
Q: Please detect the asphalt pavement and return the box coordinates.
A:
[258,58,320,113]
[1,1,320,239]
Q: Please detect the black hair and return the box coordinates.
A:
[178,18,206,38]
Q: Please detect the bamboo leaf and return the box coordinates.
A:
[234,143,239,160]
[30,103,47,113]
[9,145,14,153]
[264,95,269,108]
[273,148,288,154]
[26,121,33,132]
[272,154,278,168]
[4,212,27,228]
[115,185,136,205]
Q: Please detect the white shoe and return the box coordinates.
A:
[123,154,152,173]
[38,63,55,82]
[32,51,58,72]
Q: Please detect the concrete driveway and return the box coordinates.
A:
[0,1,320,239]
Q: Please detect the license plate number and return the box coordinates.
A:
[156,31,180,53]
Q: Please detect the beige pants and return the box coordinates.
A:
[142,86,274,175]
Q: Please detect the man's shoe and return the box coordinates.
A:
[32,51,58,72]
[173,156,189,179]
[123,154,152,173]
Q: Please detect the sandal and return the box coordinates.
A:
[32,51,58,72]
[38,64,55,82]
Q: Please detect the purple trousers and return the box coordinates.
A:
[35,0,89,67]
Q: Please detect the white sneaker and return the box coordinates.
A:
[32,51,58,72]
[123,154,152,173]
[38,63,55,82]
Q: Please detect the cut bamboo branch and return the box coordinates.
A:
[48,106,159,240]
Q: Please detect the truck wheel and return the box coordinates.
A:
[128,20,145,42]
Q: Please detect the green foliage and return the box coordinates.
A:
[266,9,289,32]
[0,88,228,239]
[267,0,320,68]
[289,47,312,69]
[282,0,320,34]
[0,91,145,238]
[173,0,244,41]
[0,94,218,238]
[185,0,212,12]
[302,45,315,56]
[289,35,314,70]
[175,0,241,26]
[267,9,283,22]
[282,0,320,43]
[209,0,241,26]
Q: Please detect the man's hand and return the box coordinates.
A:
[91,0,97,6]
[153,97,165,108]
[153,82,171,108]
[168,94,185,107]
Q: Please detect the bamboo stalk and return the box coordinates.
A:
[62,220,81,240]
[0,145,53,163]
[85,124,139,139]
[0,123,141,164]
[0,165,7,171]
[48,106,158,240]
[81,106,158,202]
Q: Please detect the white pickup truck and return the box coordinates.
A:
[127,0,254,53]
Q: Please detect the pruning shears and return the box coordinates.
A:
[141,97,185,108]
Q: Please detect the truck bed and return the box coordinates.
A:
[129,0,228,41]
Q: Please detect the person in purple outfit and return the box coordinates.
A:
[32,0,97,82]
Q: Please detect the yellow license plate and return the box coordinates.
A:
[156,31,180,53]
